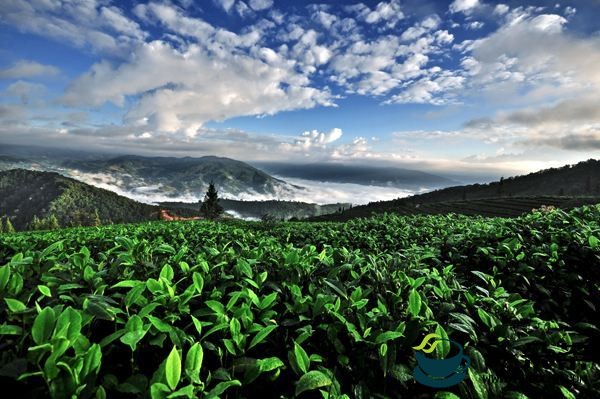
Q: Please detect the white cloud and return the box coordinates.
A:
[236,1,252,18]
[400,15,441,41]
[386,71,465,105]
[99,6,146,40]
[213,0,236,13]
[352,0,404,28]
[61,2,335,135]
[248,0,273,11]
[564,6,576,17]
[466,21,484,30]
[530,14,567,33]
[5,80,46,104]
[0,0,147,56]
[313,10,338,29]
[464,12,599,101]
[0,60,59,79]
[284,128,344,152]
[449,0,480,14]
[494,4,510,15]
[87,42,330,134]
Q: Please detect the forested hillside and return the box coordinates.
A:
[318,159,600,220]
[0,169,157,230]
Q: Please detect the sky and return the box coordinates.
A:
[1,0,599,177]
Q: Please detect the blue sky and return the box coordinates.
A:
[1,0,599,176]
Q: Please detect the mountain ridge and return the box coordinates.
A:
[312,159,600,220]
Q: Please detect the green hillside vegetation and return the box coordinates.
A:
[0,206,598,398]
[316,159,600,220]
[314,196,600,221]
[0,169,157,230]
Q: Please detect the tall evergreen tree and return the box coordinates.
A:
[200,181,223,220]
[46,215,60,230]
[30,215,41,230]
[92,210,102,227]
[0,218,4,233]
[5,218,15,233]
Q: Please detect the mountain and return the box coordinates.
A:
[62,155,294,198]
[0,169,346,230]
[161,199,352,220]
[314,159,600,220]
[252,162,456,189]
[0,144,298,201]
[0,169,157,230]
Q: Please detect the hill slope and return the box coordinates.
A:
[315,159,600,220]
[0,144,299,200]
[0,169,157,230]
[62,155,294,198]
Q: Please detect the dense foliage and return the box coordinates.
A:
[0,169,157,230]
[0,206,599,398]
[324,159,600,221]
[315,195,600,221]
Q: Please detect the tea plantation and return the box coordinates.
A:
[0,205,599,398]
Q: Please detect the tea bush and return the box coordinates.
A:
[0,205,599,398]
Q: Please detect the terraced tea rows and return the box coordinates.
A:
[0,206,599,398]
[315,196,600,220]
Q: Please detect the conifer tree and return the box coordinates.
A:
[30,215,41,231]
[5,218,15,233]
[47,215,60,230]
[0,218,4,233]
[200,181,223,219]
[93,210,101,227]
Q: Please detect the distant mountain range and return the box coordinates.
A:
[63,155,297,198]
[253,162,456,188]
[314,159,600,220]
[0,144,456,203]
[0,169,348,230]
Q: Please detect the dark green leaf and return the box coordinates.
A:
[295,371,332,396]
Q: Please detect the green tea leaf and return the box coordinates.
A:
[0,265,11,291]
[435,325,450,359]
[408,290,421,317]
[295,371,332,396]
[192,273,204,295]
[165,346,181,391]
[375,331,404,344]
[0,324,23,335]
[468,368,488,399]
[5,298,27,312]
[150,383,171,399]
[258,357,284,372]
[248,325,277,350]
[37,285,52,297]
[293,342,310,374]
[205,380,241,398]
[558,386,576,399]
[184,343,203,384]
[32,307,56,345]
